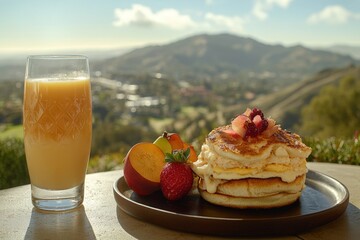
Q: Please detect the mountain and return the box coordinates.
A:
[1,33,359,83]
[96,33,359,83]
[320,45,360,60]
[0,48,132,81]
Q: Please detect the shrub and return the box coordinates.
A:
[304,136,360,165]
[0,138,29,189]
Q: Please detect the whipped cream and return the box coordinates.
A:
[191,142,308,193]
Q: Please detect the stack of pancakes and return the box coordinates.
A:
[192,124,312,209]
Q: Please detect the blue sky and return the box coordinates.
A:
[1,0,359,53]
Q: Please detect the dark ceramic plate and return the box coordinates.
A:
[113,170,349,236]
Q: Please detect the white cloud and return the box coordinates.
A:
[307,5,359,25]
[252,0,293,20]
[113,4,246,34]
[113,4,196,30]
[205,13,245,32]
[204,0,214,6]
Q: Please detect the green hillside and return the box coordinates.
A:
[256,65,359,129]
[225,65,360,130]
[0,125,23,139]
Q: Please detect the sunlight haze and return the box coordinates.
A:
[0,0,359,53]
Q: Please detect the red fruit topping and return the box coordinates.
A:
[243,108,252,117]
[223,129,241,139]
[245,121,258,137]
[263,118,278,137]
[249,108,264,120]
[231,108,272,139]
[257,119,269,133]
[231,114,251,138]
[253,115,262,126]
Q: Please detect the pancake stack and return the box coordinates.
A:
[191,110,312,209]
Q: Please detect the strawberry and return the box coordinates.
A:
[160,148,194,201]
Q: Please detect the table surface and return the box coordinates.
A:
[1,162,359,240]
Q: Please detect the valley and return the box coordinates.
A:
[0,33,359,160]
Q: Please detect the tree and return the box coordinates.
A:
[299,75,360,138]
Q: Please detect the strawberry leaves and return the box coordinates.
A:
[165,147,190,163]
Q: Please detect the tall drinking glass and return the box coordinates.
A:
[23,55,92,211]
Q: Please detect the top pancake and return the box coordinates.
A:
[207,125,311,162]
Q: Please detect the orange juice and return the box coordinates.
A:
[23,78,92,190]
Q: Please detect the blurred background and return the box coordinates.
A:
[1,0,359,189]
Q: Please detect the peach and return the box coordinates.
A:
[223,129,241,139]
[123,142,166,196]
[243,108,252,117]
[253,115,263,127]
[231,114,250,138]
[183,143,198,162]
[263,118,279,137]
[167,133,185,150]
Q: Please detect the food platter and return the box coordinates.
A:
[113,170,349,236]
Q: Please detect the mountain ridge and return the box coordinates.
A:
[96,33,359,83]
[320,45,360,60]
[1,33,359,83]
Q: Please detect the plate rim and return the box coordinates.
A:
[113,170,349,236]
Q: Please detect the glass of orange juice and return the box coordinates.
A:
[23,55,92,211]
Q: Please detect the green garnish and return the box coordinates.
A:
[165,147,190,163]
